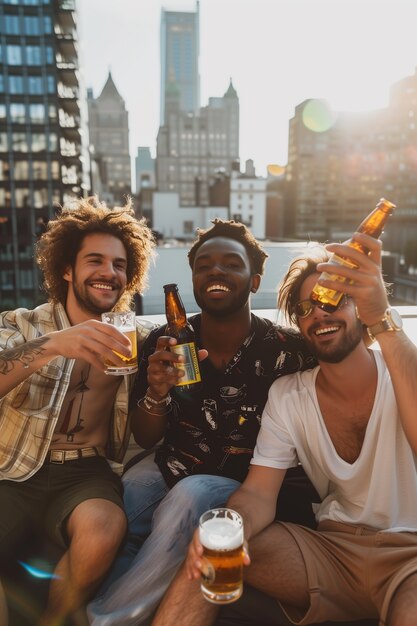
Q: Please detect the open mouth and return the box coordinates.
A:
[314,325,340,337]
[89,282,115,291]
[206,283,231,294]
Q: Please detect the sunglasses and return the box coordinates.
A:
[294,295,351,319]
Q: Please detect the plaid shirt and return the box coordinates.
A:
[0,302,136,482]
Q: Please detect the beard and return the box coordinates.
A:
[193,279,253,319]
[71,279,119,316]
[305,318,363,363]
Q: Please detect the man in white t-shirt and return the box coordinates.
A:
[151,233,417,626]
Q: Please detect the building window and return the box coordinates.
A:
[28,76,44,95]
[32,161,48,180]
[183,220,194,234]
[49,134,58,151]
[12,133,28,152]
[0,133,8,152]
[45,46,54,64]
[10,103,26,124]
[47,75,56,94]
[24,16,41,35]
[0,161,10,182]
[20,270,34,288]
[34,188,48,208]
[9,75,24,94]
[14,161,30,180]
[31,133,47,152]
[0,271,14,290]
[29,104,45,124]
[7,45,22,65]
[15,188,30,208]
[43,15,52,34]
[26,46,42,65]
[5,15,20,35]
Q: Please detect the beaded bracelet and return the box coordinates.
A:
[140,389,172,412]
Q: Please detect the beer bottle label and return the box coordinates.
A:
[171,342,202,386]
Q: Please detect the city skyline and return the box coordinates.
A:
[77,0,417,177]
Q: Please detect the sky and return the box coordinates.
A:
[77,0,417,178]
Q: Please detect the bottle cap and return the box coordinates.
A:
[163,283,178,292]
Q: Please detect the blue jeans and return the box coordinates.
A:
[88,453,240,625]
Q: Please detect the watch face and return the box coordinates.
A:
[388,308,403,330]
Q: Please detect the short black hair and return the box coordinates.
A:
[188,218,268,275]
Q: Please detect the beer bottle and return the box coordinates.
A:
[163,283,202,391]
[310,198,396,312]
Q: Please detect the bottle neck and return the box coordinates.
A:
[165,292,187,328]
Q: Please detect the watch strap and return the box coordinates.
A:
[367,308,402,341]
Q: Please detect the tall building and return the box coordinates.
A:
[135,146,155,193]
[87,72,131,205]
[286,68,417,253]
[156,79,239,207]
[230,171,267,239]
[0,0,87,309]
[160,2,200,124]
[135,146,155,224]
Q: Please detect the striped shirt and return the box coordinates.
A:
[0,302,136,482]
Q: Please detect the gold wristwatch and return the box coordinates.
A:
[367,307,403,342]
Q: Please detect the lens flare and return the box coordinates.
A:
[302,99,337,133]
[18,561,59,580]
[267,164,286,176]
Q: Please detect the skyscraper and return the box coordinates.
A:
[286,69,417,253]
[87,72,131,205]
[156,79,239,207]
[160,2,200,124]
[0,0,87,309]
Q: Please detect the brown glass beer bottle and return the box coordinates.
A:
[310,198,396,312]
[163,283,202,391]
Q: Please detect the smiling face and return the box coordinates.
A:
[297,273,363,363]
[64,233,128,321]
[192,237,260,318]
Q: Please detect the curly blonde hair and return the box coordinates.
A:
[36,196,155,311]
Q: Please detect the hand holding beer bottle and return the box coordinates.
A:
[310,198,396,312]
[163,283,202,393]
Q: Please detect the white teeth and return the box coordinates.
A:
[207,284,230,293]
[91,283,113,291]
[315,326,339,336]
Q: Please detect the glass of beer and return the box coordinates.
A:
[101,311,138,375]
[199,507,244,604]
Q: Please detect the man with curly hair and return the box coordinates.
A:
[88,219,317,625]
[0,197,155,625]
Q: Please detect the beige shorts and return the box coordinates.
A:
[277,520,417,626]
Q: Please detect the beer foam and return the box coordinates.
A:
[200,518,243,551]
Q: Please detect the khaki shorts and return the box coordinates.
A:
[277,520,417,626]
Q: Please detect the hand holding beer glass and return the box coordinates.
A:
[199,508,244,604]
[101,311,138,375]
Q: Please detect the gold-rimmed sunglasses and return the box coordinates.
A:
[294,295,351,319]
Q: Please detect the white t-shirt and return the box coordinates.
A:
[252,351,417,531]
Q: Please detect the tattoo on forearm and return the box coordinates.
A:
[0,337,50,375]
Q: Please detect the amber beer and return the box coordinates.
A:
[199,508,244,604]
[101,311,138,375]
[310,198,396,312]
[163,283,201,391]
